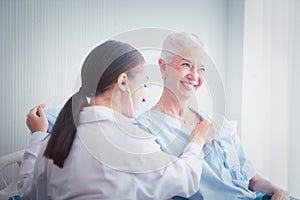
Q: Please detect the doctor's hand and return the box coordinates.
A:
[189,120,212,146]
[26,104,49,134]
[271,188,289,200]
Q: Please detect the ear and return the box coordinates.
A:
[116,73,128,92]
[159,58,166,77]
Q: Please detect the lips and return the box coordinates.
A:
[180,81,198,91]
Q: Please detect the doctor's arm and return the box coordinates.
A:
[18,105,49,199]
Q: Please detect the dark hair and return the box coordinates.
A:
[44,40,145,168]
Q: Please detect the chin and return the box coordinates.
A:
[180,92,195,101]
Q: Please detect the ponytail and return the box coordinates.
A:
[43,40,145,168]
[44,90,89,168]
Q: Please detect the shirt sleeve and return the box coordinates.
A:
[233,132,256,181]
[151,142,204,199]
[17,132,48,199]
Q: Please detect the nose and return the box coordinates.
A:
[188,66,200,81]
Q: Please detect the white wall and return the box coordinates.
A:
[0,0,232,189]
[226,0,245,133]
[288,0,300,197]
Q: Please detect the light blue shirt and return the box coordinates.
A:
[137,110,257,200]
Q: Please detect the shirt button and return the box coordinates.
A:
[224,161,229,169]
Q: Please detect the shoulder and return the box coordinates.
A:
[136,110,167,133]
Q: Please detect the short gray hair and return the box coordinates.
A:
[160,32,208,63]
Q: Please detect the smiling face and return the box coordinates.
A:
[161,46,207,101]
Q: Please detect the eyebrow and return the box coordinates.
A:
[180,57,192,63]
[177,55,207,68]
[180,57,206,67]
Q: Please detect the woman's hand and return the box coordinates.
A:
[271,188,289,200]
[189,120,213,146]
[26,104,49,134]
[249,174,290,200]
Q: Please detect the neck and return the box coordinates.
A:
[92,92,113,109]
[156,88,189,117]
[155,88,200,125]
[92,89,132,118]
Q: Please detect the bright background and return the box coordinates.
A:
[0,0,299,198]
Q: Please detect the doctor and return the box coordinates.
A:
[19,40,212,199]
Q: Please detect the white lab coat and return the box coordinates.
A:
[18,106,203,200]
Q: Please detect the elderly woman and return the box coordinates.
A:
[137,32,291,200]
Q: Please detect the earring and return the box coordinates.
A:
[162,73,166,80]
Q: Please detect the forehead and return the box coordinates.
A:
[170,46,208,66]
